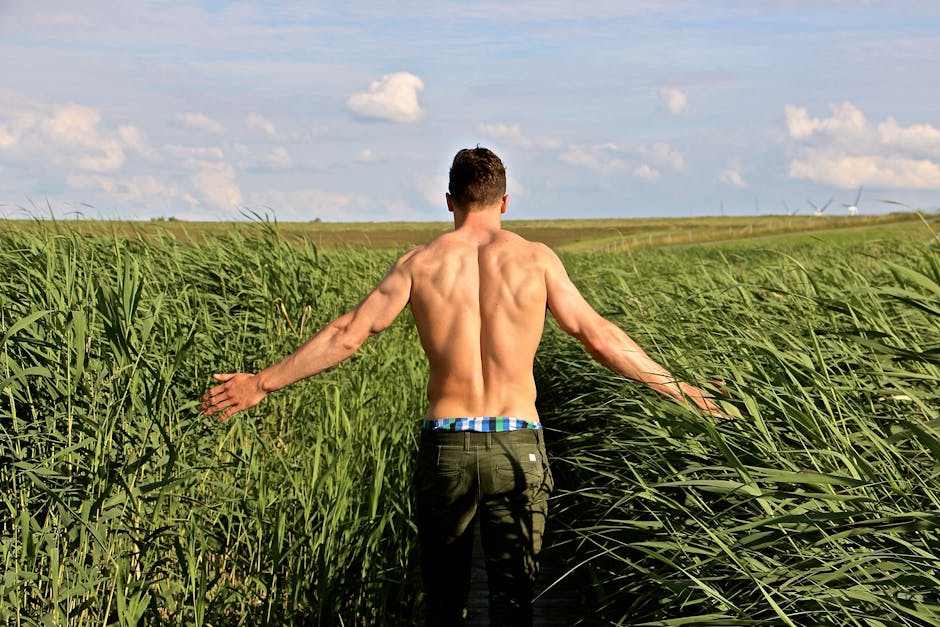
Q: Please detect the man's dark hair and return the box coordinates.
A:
[448,146,506,211]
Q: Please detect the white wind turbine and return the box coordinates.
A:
[807,197,833,217]
[843,186,862,216]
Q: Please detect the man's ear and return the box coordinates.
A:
[446,193,455,213]
[500,194,509,214]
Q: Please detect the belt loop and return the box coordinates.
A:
[485,432,493,451]
[463,431,470,452]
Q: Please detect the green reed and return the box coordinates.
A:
[538,233,940,625]
[1,222,425,625]
[2,218,938,625]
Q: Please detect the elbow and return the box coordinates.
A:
[340,327,369,354]
[580,327,615,365]
[330,321,367,356]
[338,335,362,354]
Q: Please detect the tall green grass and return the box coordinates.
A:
[2,219,938,625]
[1,222,426,625]
[539,233,940,625]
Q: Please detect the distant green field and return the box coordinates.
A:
[2,215,938,625]
[2,210,935,251]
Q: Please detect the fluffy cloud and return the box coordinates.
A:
[633,164,661,181]
[718,169,748,188]
[162,144,243,207]
[2,103,144,173]
[355,148,376,162]
[659,87,688,115]
[163,144,226,163]
[346,72,424,123]
[234,143,292,170]
[0,97,255,212]
[191,161,242,208]
[69,173,195,208]
[0,126,14,148]
[245,113,283,140]
[255,188,370,220]
[637,142,685,172]
[175,112,226,135]
[785,102,940,189]
[265,146,291,168]
[788,153,940,189]
[560,143,625,175]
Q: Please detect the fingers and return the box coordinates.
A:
[198,375,236,419]
[217,406,240,423]
[198,392,231,419]
[198,372,262,423]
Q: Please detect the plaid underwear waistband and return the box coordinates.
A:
[423,417,543,432]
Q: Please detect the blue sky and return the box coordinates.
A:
[1,1,939,222]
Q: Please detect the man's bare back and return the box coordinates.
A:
[198,152,721,424]
[404,227,549,422]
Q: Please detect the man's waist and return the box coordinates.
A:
[422,417,542,432]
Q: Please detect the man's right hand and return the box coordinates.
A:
[199,373,267,422]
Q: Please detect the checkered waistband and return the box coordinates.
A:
[422,417,542,432]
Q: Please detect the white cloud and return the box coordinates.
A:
[785,102,870,146]
[356,148,377,162]
[191,161,242,208]
[118,125,147,152]
[0,109,34,148]
[637,142,685,171]
[478,123,561,151]
[175,112,226,135]
[718,169,748,188]
[659,87,688,115]
[347,72,425,123]
[785,102,940,189]
[164,144,226,163]
[40,104,101,143]
[256,188,370,220]
[1,103,145,174]
[70,172,188,203]
[877,117,940,158]
[266,146,291,168]
[788,153,940,189]
[165,144,242,207]
[234,143,292,170]
[633,164,661,181]
[245,112,283,140]
[560,143,625,175]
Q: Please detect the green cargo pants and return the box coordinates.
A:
[415,427,554,627]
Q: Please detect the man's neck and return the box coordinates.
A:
[451,197,506,232]
[453,209,501,232]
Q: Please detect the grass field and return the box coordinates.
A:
[2,210,934,251]
[2,213,938,625]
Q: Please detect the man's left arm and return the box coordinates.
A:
[199,252,415,422]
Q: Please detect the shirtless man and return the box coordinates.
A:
[200,147,720,626]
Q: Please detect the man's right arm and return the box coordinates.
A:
[542,246,721,415]
[199,249,417,422]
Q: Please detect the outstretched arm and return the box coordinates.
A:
[543,248,721,416]
[200,251,416,422]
